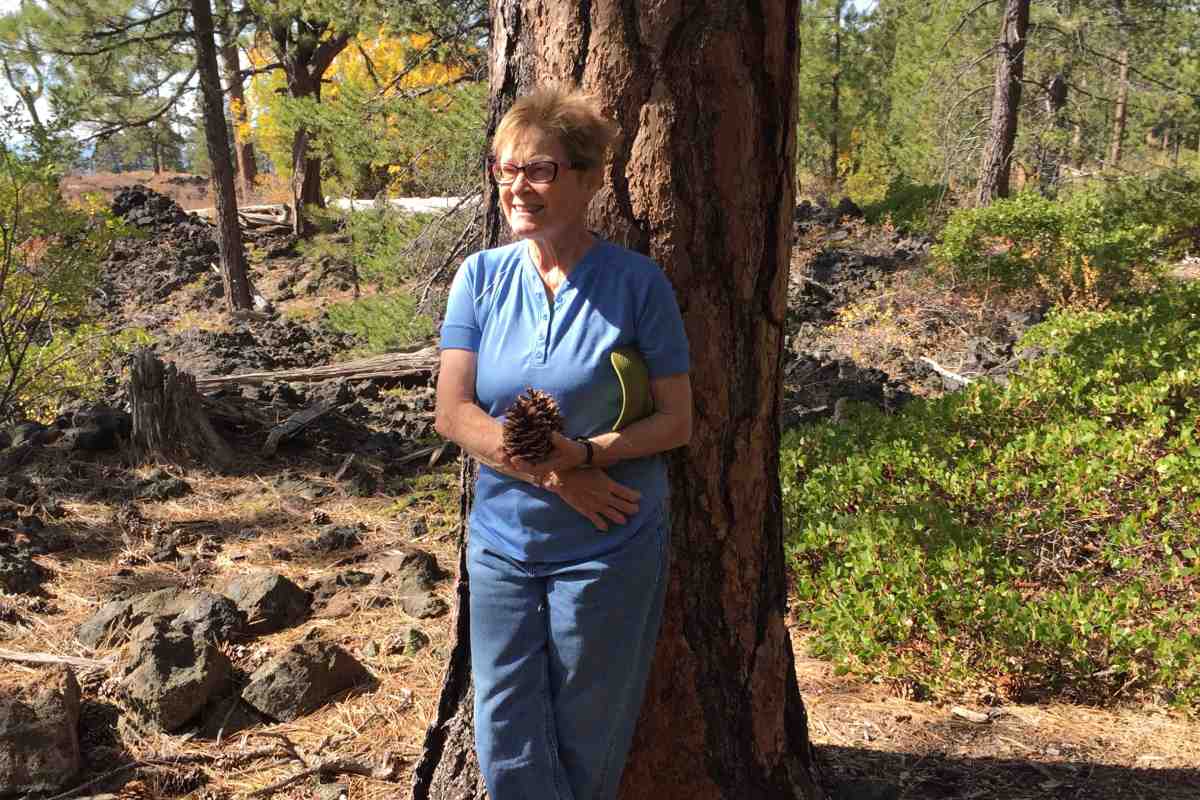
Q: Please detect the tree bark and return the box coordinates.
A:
[191,0,252,311]
[1038,73,1068,196]
[268,20,351,237]
[976,0,1030,206]
[829,0,843,185]
[129,349,233,471]
[1109,48,1130,166]
[217,0,258,198]
[413,2,822,799]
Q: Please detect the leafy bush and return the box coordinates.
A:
[859,176,949,234]
[933,174,1200,304]
[783,283,1200,706]
[0,121,132,421]
[323,292,435,355]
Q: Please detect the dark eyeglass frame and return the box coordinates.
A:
[488,157,584,185]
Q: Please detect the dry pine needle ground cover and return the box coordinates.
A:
[1,451,463,800]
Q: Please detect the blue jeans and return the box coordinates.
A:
[468,508,670,800]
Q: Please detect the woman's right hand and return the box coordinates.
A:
[542,468,641,531]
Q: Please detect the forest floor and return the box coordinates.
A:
[2,188,1197,799]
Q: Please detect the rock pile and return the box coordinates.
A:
[97,186,219,312]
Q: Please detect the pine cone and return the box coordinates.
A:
[502,388,563,463]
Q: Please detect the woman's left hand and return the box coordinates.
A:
[510,432,586,477]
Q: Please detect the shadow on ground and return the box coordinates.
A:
[821,745,1199,800]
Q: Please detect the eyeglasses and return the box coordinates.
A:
[488,158,581,185]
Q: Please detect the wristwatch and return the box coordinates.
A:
[573,436,594,466]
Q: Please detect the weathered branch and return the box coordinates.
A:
[193,347,439,390]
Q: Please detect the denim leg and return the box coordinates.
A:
[545,512,671,800]
[468,536,574,800]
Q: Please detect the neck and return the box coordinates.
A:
[527,226,595,278]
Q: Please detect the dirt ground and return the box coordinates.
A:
[62,171,218,211]
[796,639,1200,799]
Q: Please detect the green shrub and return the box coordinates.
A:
[301,204,478,291]
[323,292,435,355]
[783,283,1200,706]
[860,176,949,235]
[935,190,1159,304]
[934,172,1200,304]
[0,121,134,421]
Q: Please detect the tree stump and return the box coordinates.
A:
[129,349,233,471]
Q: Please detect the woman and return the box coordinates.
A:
[435,87,692,800]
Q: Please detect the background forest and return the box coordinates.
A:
[0,0,1199,798]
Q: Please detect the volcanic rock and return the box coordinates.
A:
[222,571,311,635]
[241,641,373,722]
[0,667,81,795]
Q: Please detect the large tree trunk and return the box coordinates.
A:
[217,0,258,198]
[191,0,252,311]
[268,22,349,237]
[412,2,822,799]
[287,67,325,235]
[976,0,1030,206]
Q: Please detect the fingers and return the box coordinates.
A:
[606,480,642,503]
[584,510,609,532]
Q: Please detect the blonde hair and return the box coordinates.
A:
[492,87,618,169]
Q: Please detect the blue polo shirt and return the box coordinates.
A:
[440,238,689,562]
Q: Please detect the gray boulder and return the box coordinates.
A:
[241,641,373,722]
[0,544,48,595]
[0,666,81,795]
[386,625,430,656]
[76,588,244,649]
[223,571,311,635]
[373,549,447,619]
[118,621,232,732]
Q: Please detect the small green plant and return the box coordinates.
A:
[783,282,1200,706]
[323,291,435,355]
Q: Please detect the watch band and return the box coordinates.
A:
[574,436,594,466]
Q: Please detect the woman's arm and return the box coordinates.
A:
[434,347,640,530]
[590,372,692,466]
[512,371,693,475]
[433,348,508,469]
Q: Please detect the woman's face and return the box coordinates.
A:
[494,127,600,244]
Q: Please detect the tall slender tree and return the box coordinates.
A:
[191,0,252,311]
[413,2,822,799]
[976,0,1030,205]
[217,0,257,197]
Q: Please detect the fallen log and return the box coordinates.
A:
[262,401,336,457]
[194,346,439,390]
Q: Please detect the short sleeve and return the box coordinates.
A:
[637,268,690,377]
[440,256,481,351]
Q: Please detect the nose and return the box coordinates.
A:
[510,169,533,193]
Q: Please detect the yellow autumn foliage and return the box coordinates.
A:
[244,28,479,197]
